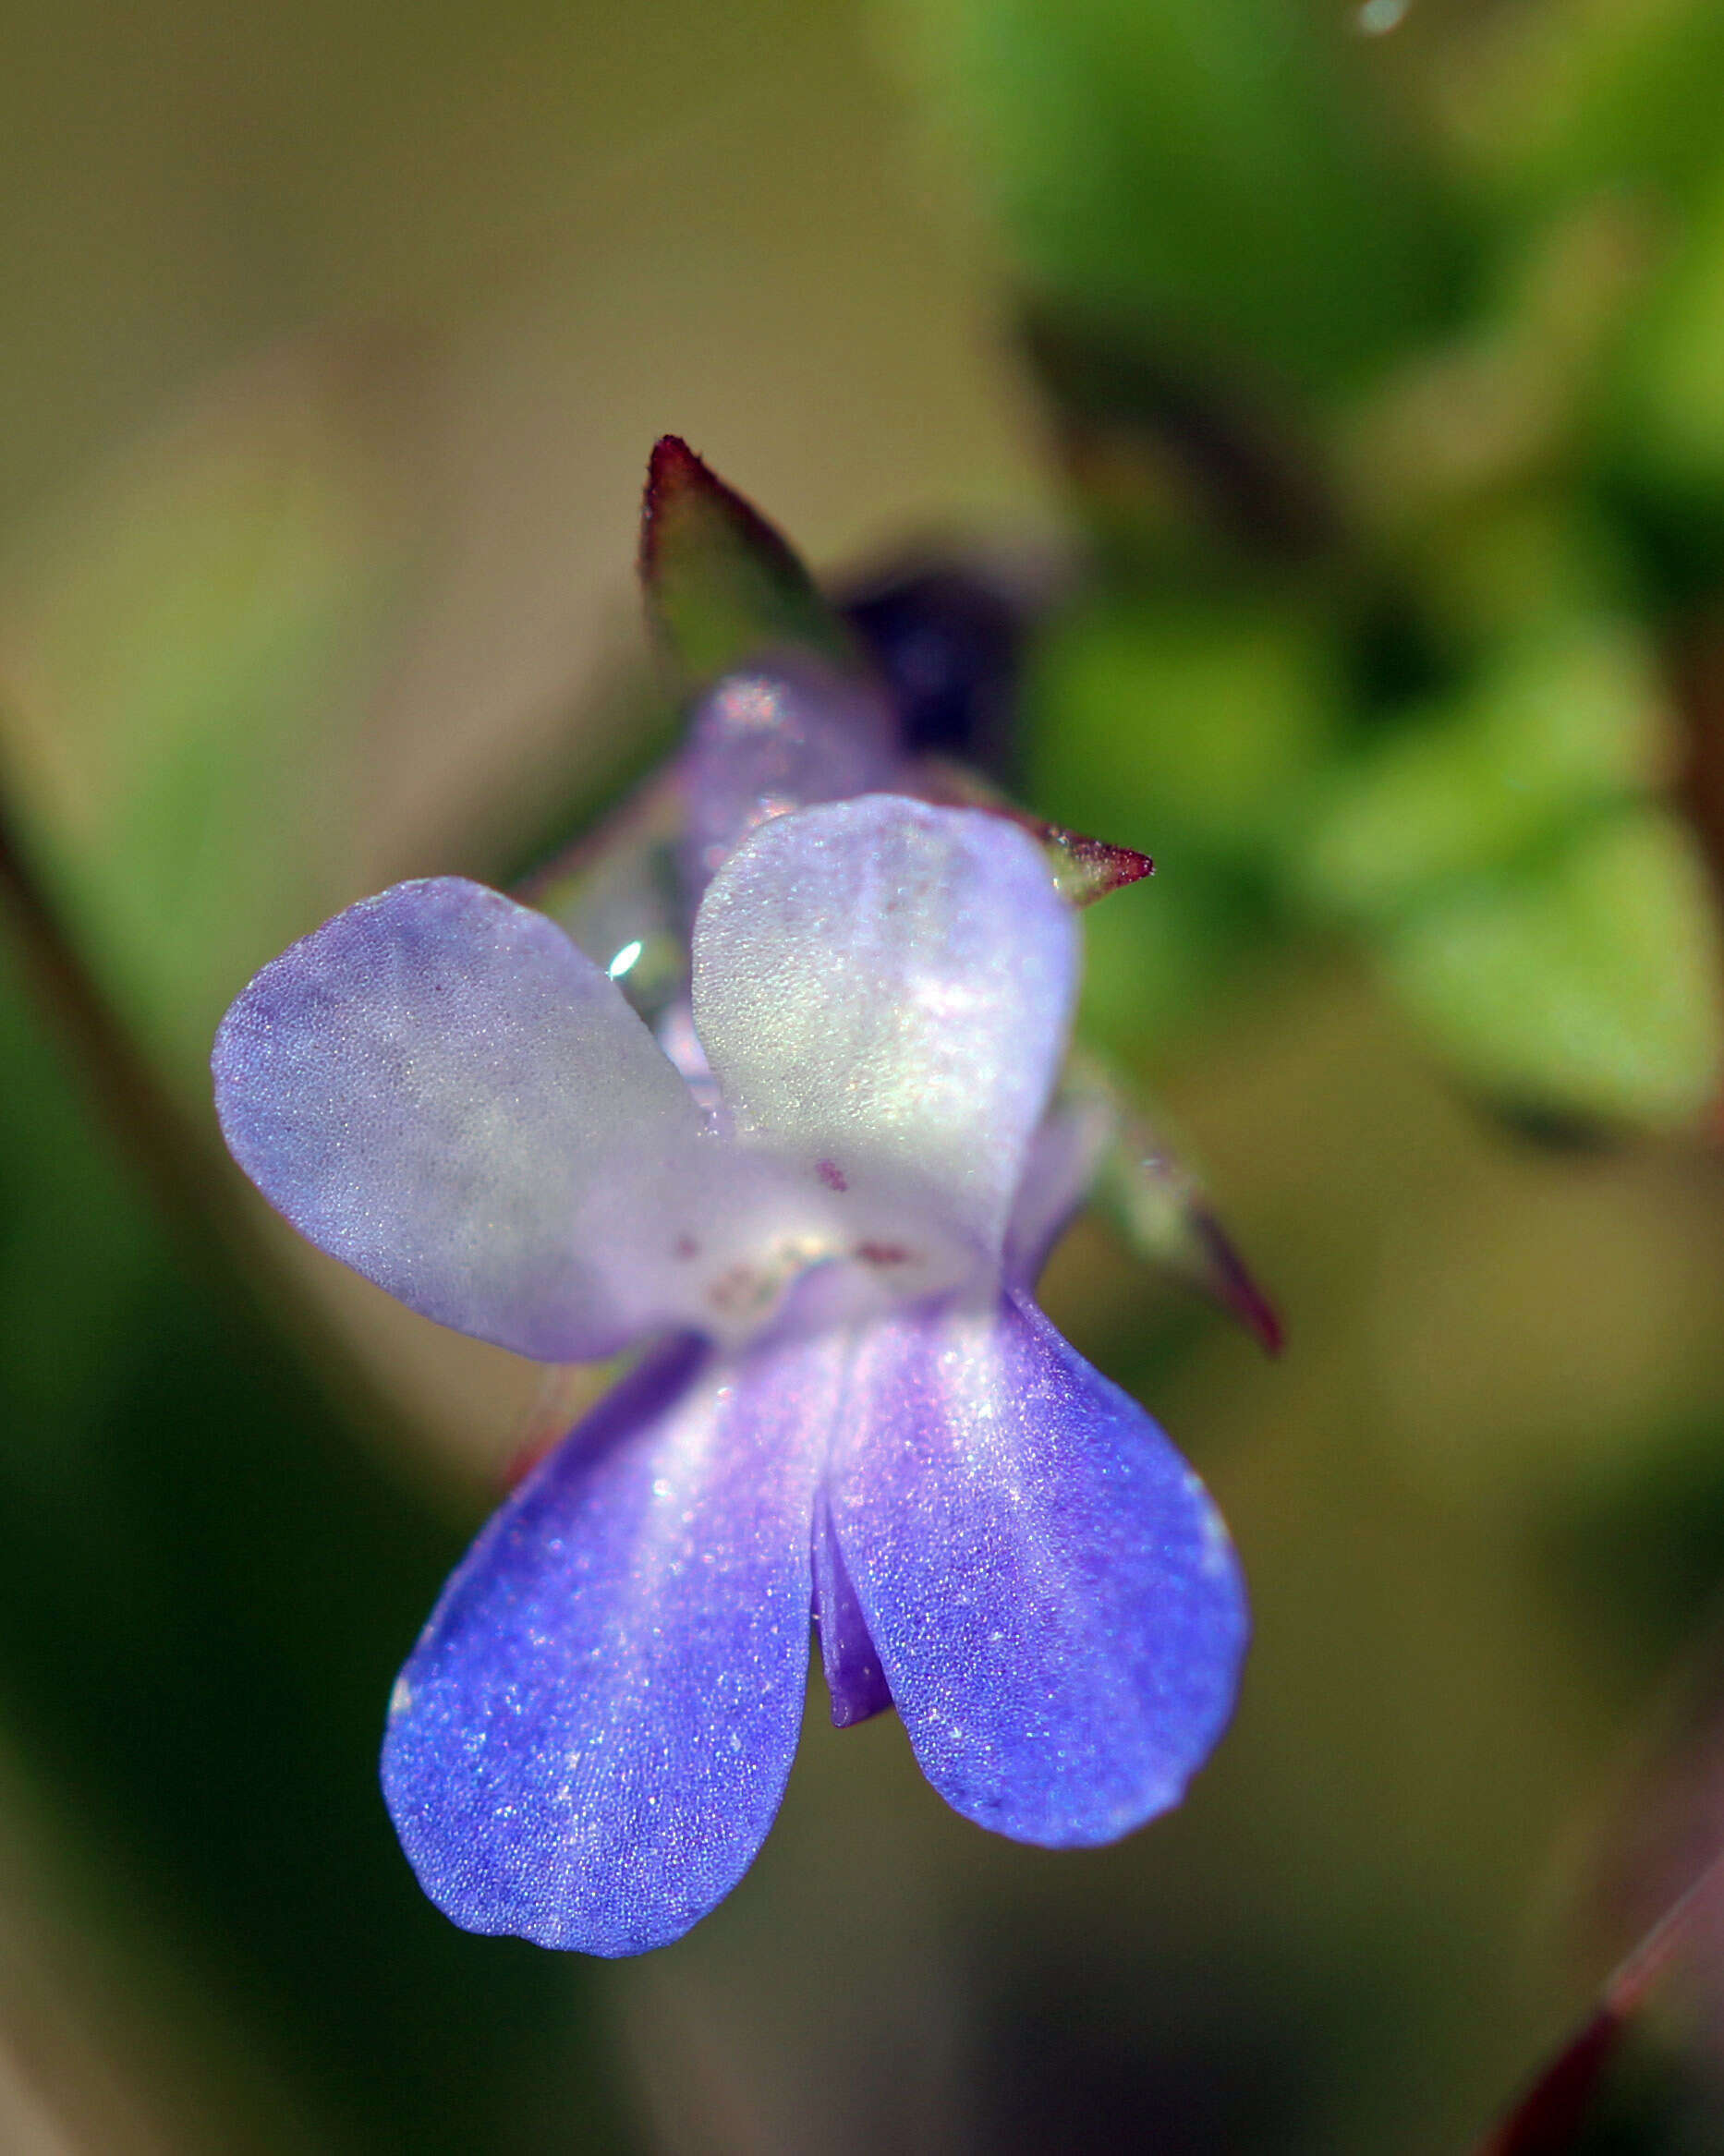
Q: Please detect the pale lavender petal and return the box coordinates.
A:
[213,877,709,1360]
[679,658,903,905]
[691,797,1079,1257]
[829,1290,1247,1847]
[382,1324,844,1955]
[1002,1088,1115,1289]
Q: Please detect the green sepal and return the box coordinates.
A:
[639,436,859,686]
[1062,1051,1281,1354]
[910,756,1151,906]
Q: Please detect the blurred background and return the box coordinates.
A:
[11,0,1724,2148]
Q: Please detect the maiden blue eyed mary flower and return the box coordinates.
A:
[211,450,1250,1957]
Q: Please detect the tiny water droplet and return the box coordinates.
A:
[1355,0,1409,31]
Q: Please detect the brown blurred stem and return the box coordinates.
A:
[0,772,418,1454]
[0,791,226,1247]
[1469,1849,1724,2155]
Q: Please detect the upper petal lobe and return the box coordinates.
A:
[690,797,1079,1257]
[382,1325,843,1955]
[212,877,710,1359]
[829,1290,1247,1847]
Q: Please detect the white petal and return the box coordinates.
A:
[690,797,1079,1257]
[215,878,722,1358]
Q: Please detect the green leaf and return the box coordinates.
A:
[639,436,857,685]
[893,0,1457,394]
[1619,162,1724,493]
[1378,808,1724,1131]
[1457,0,1724,220]
[1409,495,1631,656]
[1297,624,1676,924]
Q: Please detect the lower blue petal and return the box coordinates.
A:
[830,1290,1248,1847]
[382,1329,832,1956]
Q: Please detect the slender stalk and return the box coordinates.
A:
[1471,1849,1724,2154]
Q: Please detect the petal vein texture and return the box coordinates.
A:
[830,1290,1248,1847]
[382,1329,837,1954]
[212,878,706,1359]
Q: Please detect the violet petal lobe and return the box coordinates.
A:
[829,1289,1248,1847]
[1002,1089,1116,1290]
[691,796,1079,1257]
[382,1326,841,1956]
[212,877,709,1361]
[811,1491,893,1729]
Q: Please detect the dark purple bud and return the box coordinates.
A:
[844,556,1048,773]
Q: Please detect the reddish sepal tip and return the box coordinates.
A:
[639,433,795,587]
[1193,1210,1284,1357]
[1050,830,1154,902]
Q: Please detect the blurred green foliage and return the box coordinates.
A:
[1296,624,1672,920]
[898,0,1463,393]
[1030,599,1341,865]
[900,0,1724,1136]
[1378,809,1722,1128]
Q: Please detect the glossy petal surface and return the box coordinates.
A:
[382,1327,839,1955]
[691,797,1078,1255]
[830,1290,1247,1847]
[213,877,707,1358]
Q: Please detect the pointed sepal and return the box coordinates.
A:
[909,756,1151,906]
[640,437,858,685]
[1040,824,1155,905]
[1069,1053,1282,1355]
